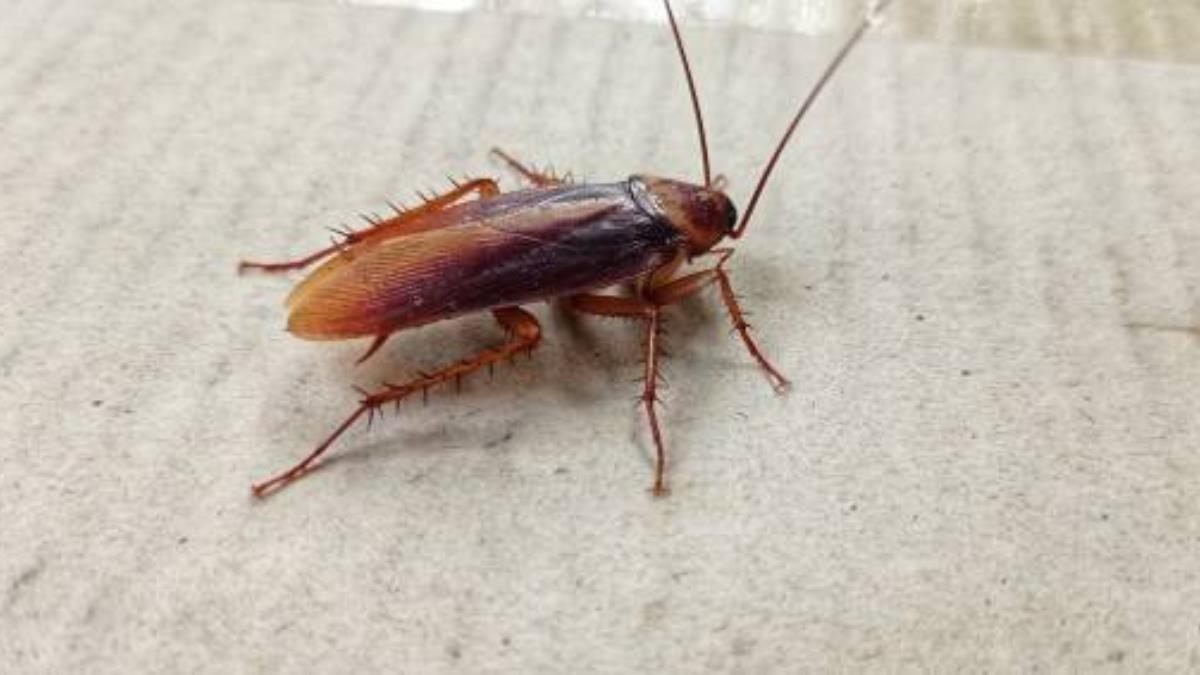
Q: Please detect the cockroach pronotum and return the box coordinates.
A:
[242,0,897,498]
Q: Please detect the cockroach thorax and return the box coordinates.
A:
[630,175,736,254]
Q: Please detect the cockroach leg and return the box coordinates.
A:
[239,178,500,274]
[567,294,654,320]
[648,255,789,392]
[250,405,370,498]
[361,178,500,242]
[713,268,789,391]
[237,243,344,274]
[567,294,670,496]
[355,333,391,365]
[642,308,668,496]
[407,177,500,213]
[490,147,569,187]
[251,307,541,498]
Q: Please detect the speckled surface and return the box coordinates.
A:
[2,0,1199,671]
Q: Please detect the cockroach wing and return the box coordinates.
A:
[287,183,681,339]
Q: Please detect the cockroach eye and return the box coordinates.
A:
[725,201,738,233]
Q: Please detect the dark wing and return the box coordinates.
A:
[287,183,681,339]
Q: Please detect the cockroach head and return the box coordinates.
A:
[631,175,736,254]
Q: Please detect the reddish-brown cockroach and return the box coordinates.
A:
[242,0,896,497]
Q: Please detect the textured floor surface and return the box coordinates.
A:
[2,0,1199,671]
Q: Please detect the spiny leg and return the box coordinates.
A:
[712,267,788,391]
[239,178,500,274]
[238,243,342,275]
[648,254,789,392]
[490,147,571,187]
[567,294,670,496]
[251,306,541,498]
[567,294,653,319]
[641,308,667,496]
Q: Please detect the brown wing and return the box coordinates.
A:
[287,184,681,340]
[287,223,511,338]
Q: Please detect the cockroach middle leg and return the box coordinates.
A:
[567,294,670,496]
[490,147,571,187]
[641,308,668,496]
[251,307,541,498]
[239,178,500,274]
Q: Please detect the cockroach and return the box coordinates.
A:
[242,0,896,498]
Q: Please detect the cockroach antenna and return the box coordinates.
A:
[662,0,712,188]
[662,0,897,236]
[733,0,898,238]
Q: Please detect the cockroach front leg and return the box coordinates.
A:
[649,254,789,392]
[490,147,572,187]
[567,294,671,496]
[239,178,500,274]
[251,306,541,498]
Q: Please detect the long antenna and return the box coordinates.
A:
[663,0,712,188]
[732,0,897,239]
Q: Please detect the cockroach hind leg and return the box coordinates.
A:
[238,242,343,275]
[244,178,502,278]
[251,403,373,498]
[365,177,500,236]
[489,147,570,187]
[251,308,541,498]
